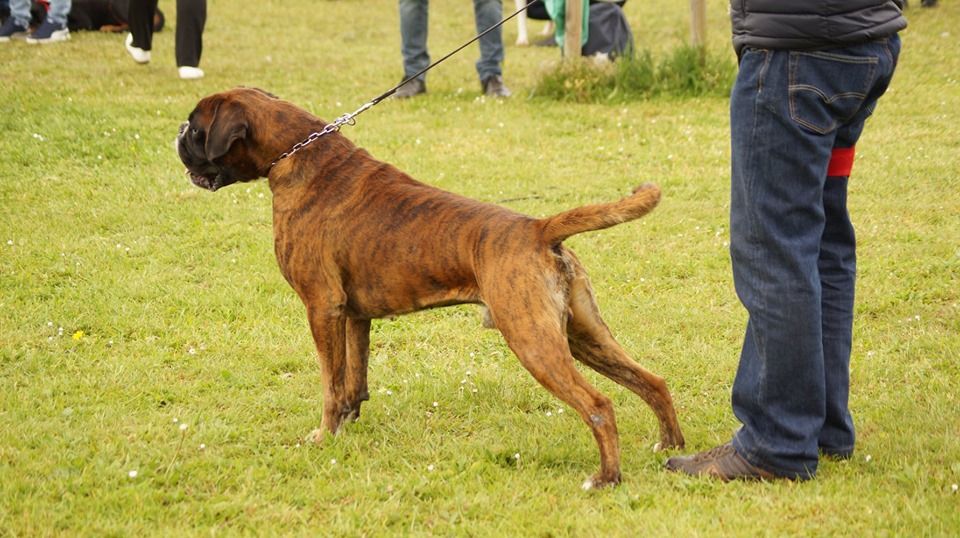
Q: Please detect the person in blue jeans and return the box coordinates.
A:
[666,1,907,481]
[0,0,71,43]
[394,0,510,99]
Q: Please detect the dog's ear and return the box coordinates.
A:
[204,99,248,162]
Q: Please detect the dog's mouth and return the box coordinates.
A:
[186,168,220,191]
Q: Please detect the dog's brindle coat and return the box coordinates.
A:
[177,88,684,488]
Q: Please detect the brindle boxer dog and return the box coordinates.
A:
[176,87,684,489]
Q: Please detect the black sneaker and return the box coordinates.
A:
[481,75,511,98]
[26,19,70,44]
[393,78,426,99]
[0,18,29,42]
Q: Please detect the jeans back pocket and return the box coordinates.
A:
[788,51,878,135]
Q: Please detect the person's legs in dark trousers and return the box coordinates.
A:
[728,38,900,479]
[175,0,205,68]
[473,0,503,82]
[128,0,158,50]
[399,0,429,81]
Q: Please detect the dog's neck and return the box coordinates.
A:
[266,127,361,201]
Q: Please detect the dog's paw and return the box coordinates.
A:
[581,472,621,491]
[516,36,530,46]
[305,428,326,444]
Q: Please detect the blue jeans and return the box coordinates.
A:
[728,36,901,479]
[399,0,504,83]
[8,0,71,26]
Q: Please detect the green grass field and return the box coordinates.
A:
[2,0,958,535]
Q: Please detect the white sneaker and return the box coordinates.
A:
[178,66,205,80]
[125,33,151,64]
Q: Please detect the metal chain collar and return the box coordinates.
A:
[267,102,373,170]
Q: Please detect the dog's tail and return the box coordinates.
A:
[539,183,661,244]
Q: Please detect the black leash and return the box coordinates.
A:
[269,0,538,169]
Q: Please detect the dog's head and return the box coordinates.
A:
[176,87,280,191]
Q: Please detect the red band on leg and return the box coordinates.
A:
[828,146,856,177]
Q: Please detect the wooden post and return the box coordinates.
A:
[564,0,582,58]
[690,0,706,48]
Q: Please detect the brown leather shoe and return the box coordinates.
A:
[481,75,511,98]
[393,78,426,99]
[665,443,781,481]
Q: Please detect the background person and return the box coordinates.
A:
[124,0,205,79]
[0,0,72,43]
[395,0,510,98]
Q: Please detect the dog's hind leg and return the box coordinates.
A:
[565,267,685,450]
[343,318,372,422]
[486,278,622,489]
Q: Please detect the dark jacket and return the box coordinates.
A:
[730,0,907,56]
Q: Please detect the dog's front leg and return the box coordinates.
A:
[305,305,351,440]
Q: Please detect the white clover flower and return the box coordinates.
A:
[179,423,188,431]
[172,418,179,423]
[330,459,337,465]
[199,444,206,450]
[546,411,553,417]
[128,470,138,478]
[951,484,958,493]
[513,453,520,460]
[427,464,435,472]
[432,401,438,407]
[865,455,873,462]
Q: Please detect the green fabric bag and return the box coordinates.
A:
[543,0,590,48]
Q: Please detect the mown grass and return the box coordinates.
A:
[1,0,958,536]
